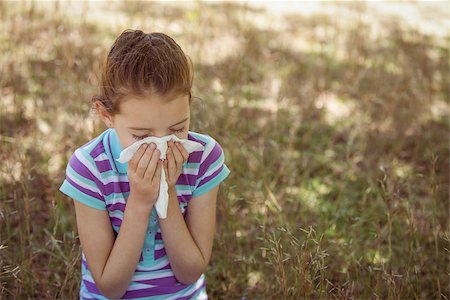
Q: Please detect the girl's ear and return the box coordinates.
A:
[95,100,114,128]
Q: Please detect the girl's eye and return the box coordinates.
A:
[171,127,185,134]
[131,128,185,140]
[132,134,147,140]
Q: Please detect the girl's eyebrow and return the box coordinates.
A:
[128,117,189,130]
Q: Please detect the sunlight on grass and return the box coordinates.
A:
[315,92,355,125]
[1,1,448,299]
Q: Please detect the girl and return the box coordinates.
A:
[59,29,231,299]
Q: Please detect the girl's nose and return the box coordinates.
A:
[152,133,170,138]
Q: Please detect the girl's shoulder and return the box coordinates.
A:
[187,130,224,150]
[58,128,115,211]
[187,131,231,198]
[187,130,228,167]
[76,128,112,159]
[187,130,210,145]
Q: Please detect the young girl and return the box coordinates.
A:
[59,29,231,299]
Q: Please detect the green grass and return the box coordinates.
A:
[0,1,448,299]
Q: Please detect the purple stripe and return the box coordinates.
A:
[65,177,104,202]
[135,275,180,286]
[155,232,162,240]
[159,263,172,270]
[197,165,224,187]
[69,155,105,195]
[187,151,203,163]
[122,282,189,298]
[110,216,122,227]
[89,142,106,159]
[176,173,196,186]
[95,159,112,173]
[154,248,166,260]
[198,142,221,178]
[188,133,207,147]
[83,280,104,295]
[177,194,190,203]
[107,202,126,212]
[103,181,130,197]
[108,132,120,172]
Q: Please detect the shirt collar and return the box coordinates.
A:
[105,127,128,174]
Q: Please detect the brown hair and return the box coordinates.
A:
[92,29,194,115]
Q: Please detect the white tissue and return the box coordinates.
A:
[116,134,204,219]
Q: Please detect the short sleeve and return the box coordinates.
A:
[59,148,107,210]
[192,136,231,198]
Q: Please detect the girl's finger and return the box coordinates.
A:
[170,141,184,166]
[144,148,160,180]
[153,159,163,183]
[163,159,169,179]
[175,142,189,163]
[167,142,176,171]
[129,143,148,172]
[136,145,154,178]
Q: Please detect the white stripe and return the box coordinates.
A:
[66,171,100,194]
[105,196,127,206]
[82,277,156,296]
[94,154,131,185]
[82,271,98,285]
[108,209,123,219]
[102,173,128,184]
[126,282,158,290]
[83,255,175,283]
[93,153,109,162]
[130,269,174,281]
[195,155,224,189]
[176,189,192,196]
[182,167,197,175]
[197,288,208,299]
[155,244,164,250]
[75,149,103,183]
[199,138,215,164]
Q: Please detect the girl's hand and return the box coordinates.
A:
[128,143,163,208]
[163,141,189,188]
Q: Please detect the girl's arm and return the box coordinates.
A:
[158,185,218,284]
[74,195,152,299]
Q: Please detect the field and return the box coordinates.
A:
[0,1,448,299]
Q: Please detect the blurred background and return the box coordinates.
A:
[0,0,448,299]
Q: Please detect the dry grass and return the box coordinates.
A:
[0,1,448,299]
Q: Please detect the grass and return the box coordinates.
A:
[0,1,448,299]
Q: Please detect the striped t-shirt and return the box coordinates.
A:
[59,127,231,299]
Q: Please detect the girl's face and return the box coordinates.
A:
[98,94,191,149]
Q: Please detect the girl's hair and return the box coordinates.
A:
[92,29,194,115]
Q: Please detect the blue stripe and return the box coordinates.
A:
[59,180,107,210]
[184,162,200,168]
[103,191,130,201]
[195,152,224,186]
[188,132,210,144]
[192,164,230,198]
[80,135,104,154]
[67,164,99,189]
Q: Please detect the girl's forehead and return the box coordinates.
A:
[117,95,190,124]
